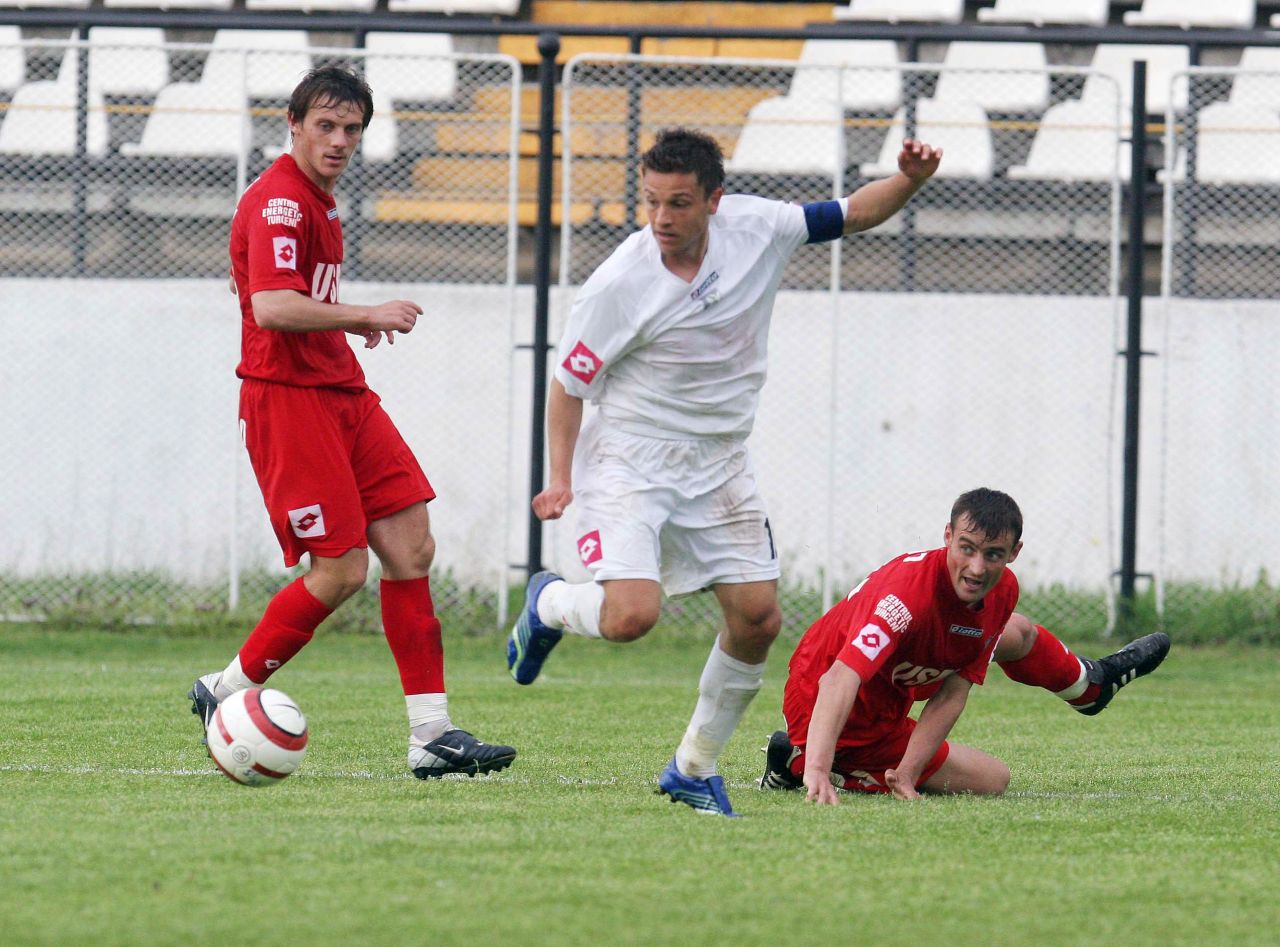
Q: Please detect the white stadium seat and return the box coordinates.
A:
[1173,103,1280,184]
[386,0,520,12]
[861,99,994,179]
[1085,44,1191,115]
[833,0,963,23]
[726,97,847,175]
[247,0,374,9]
[0,48,80,156]
[89,27,169,96]
[361,32,456,163]
[977,0,1108,27]
[1230,48,1280,106]
[1007,98,1130,181]
[788,40,901,111]
[1124,0,1256,29]
[0,0,88,6]
[933,42,1050,113]
[120,82,247,157]
[0,26,24,93]
[205,30,312,99]
[104,0,231,9]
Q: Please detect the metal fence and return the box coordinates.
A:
[552,53,1127,637]
[0,36,523,631]
[1158,65,1280,627]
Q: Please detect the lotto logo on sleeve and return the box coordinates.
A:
[562,341,603,384]
[851,623,891,661]
[288,504,326,538]
[273,236,298,270]
[577,530,603,567]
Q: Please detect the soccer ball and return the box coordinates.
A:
[207,687,308,787]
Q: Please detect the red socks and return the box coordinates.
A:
[380,576,446,695]
[238,576,333,683]
[998,624,1096,702]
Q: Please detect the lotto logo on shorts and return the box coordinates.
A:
[851,623,891,660]
[562,341,602,384]
[577,530,603,566]
[288,503,326,538]
[273,236,298,270]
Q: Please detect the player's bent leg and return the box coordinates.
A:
[715,579,782,664]
[1073,632,1171,716]
[367,502,435,580]
[303,546,371,609]
[920,743,1010,796]
[598,578,663,642]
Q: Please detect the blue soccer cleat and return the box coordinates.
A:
[507,570,564,685]
[657,757,740,817]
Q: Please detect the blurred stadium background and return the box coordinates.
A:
[1,0,1278,639]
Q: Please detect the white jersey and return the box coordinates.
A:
[554,194,812,439]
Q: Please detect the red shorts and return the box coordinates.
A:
[784,716,951,794]
[240,381,434,567]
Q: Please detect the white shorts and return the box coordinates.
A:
[571,417,779,596]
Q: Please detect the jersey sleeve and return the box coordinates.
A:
[832,584,919,683]
[552,277,641,399]
[240,187,311,296]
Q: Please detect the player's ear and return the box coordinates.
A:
[1008,540,1023,564]
[707,187,723,214]
[943,522,953,546]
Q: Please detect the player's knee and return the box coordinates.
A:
[734,603,782,651]
[980,759,1011,796]
[601,605,659,642]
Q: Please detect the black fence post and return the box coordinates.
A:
[526,31,560,578]
[1119,60,1148,620]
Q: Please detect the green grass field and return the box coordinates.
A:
[2,626,1277,945]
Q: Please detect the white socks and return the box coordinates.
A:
[675,640,766,779]
[407,693,452,744]
[215,655,255,700]
[537,579,604,639]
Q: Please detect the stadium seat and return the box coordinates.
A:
[833,0,963,22]
[976,0,1108,26]
[0,26,24,94]
[0,0,88,6]
[0,47,80,155]
[205,30,312,99]
[788,40,901,111]
[860,100,994,179]
[361,32,456,163]
[247,0,374,9]
[726,97,846,175]
[386,0,520,12]
[1085,44,1191,115]
[933,42,1050,113]
[1274,13,1280,27]
[1230,47,1280,105]
[120,82,247,157]
[89,27,169,96]
[1167,103,1280,184]
[1124,0,1256,29]
[1007,98,1130,181]
[104,0,231,8]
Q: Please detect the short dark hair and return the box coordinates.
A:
[640,128,725,197]
[288,66,374,129]
[951,488,1023,545]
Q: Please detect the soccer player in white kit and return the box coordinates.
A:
[507,128,941,816]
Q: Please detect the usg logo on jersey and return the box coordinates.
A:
[851,623,891,661]
[288,504,326,538]
[874,594,913,634]
[948,623,983,638]
[577,529,603,566]
[273,236,298,270]
[562,341,602,384]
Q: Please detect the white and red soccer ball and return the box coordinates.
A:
[207,687,308,787]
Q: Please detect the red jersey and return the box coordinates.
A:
[784,547,1019,747]
[229,154,367,390]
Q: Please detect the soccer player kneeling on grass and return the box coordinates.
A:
[187,66,515,780]
[760,489,1169,802]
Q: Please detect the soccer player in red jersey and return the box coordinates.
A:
[187,66,515,779]
[762,489,1168,802]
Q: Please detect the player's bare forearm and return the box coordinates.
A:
[533,379,583,520]
[842,138,942,234]
[802,661,861,805]
[250,289,421,339]
[891,675,969,795]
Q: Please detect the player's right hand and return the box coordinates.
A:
[532,483,573,521]
[803,769,840,806]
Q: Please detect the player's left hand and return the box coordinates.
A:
[885,768,921,800]
[898,138,942,181]
[361,330,395,349]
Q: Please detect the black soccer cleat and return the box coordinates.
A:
[409,729,517,779]
[1074,632,1171,716]
[187,672,221,744]
[759,730,804,791]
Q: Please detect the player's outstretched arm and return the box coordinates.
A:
[842,138,942,235]
[802,661,862,806]
[250,290,422,346]
[533,379,582,521]
[886,674,970,800]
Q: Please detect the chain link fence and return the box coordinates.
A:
[553,52,1127,641]
[0,34,523,632]
[1158,65,1280,637]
